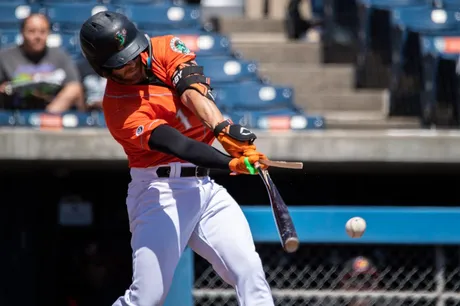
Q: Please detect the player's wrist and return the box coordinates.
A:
[213,119,232,137]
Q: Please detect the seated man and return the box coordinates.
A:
[0,13,84,113]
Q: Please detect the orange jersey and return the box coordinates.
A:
[103,35,215,168]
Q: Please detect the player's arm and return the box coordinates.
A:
[171,62,265,159]
[107,104,262,175]
[161,36,265,159]
[148,124,263,175]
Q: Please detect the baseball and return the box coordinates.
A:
[345,217,366,238]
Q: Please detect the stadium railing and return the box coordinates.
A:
[165,206,460,306]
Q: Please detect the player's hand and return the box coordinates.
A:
[214,120,257,158]
[243,148,269,171]
[228,152,268,175]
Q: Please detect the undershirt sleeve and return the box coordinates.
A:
[148,124,232,170]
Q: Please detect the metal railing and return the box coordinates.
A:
[163,206,460,306]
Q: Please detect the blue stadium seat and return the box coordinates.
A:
[392,6,460,33]
[120,3,201,31]
[146,31,232,56]
[389,6,460,117]
[0,111,14,127]
[44,3,120,33]
[2,110,107,128]
[196,57,260,85]
[0,30,22,48]
[419,32,460,126]
[109,0,169,4]
[0,0,34,3]
[212,83,298,113]
[0,0,35,3]
[0,3,42,30]
[435,0,460,9]
[41,0,99,3]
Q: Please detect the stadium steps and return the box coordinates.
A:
[258,63,353,92]
[222,19,420,129]
[220,19,284,33]
[232,34,320,63]
[297,90,385,112]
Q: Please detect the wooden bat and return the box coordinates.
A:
[256,163,299,253]
[259,160,303,170]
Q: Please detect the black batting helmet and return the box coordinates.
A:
[79,11,149,77]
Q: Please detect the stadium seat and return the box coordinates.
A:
[41,0,99,3]
[43,3,120,33]
[354,0,429,89]
[0,0,34,3]
[434,0,460,9]
[389,6,460,117]
[0,111,14,126]
[109,0,169,4]
[419,32,460,126]
[3,110,107,128]
[0,30,22,48]
[0,0,35,3]
[212,83,298,113]
[0,3,42,30]
[195,57,260,85]
[120,3,201,31]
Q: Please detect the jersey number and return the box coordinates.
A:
[176,109,192,130]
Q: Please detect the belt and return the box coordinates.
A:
[156,166,210,178]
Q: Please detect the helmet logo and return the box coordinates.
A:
[115,28,127,50]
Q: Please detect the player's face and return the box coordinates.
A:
[110,56,146,85]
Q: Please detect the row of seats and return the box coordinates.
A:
[324,0,460,127]
[0,30,233,58]
[0,2,201,32]
[0,1,326,130]
[0,0,175,3]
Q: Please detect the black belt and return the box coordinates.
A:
[156,166,210,178]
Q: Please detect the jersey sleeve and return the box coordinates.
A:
[106,105,168,150]
[160,35,197,87]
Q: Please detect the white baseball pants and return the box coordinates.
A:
[112,163,274,306]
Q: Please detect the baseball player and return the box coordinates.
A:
[79,11,274,306]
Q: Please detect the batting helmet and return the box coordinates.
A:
[79,11,149,77]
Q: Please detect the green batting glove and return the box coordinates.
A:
[244,157,258,175]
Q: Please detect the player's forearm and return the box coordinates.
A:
[148,124,232,170]
[180,89,225,130]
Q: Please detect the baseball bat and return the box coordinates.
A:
[259,160,303,170]
[256,163,299,253]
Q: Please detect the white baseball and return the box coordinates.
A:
[345,217,366,238]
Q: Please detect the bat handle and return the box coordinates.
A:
[244,158,261,175]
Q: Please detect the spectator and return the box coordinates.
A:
[0,13,84,113]
[339,256,380,306]
[285,0,323,40]
[77,57,106,111]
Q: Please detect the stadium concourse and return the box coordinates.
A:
[2,1,460,306]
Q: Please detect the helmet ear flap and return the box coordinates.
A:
[145,33,152,69]
[87,59,110,78]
